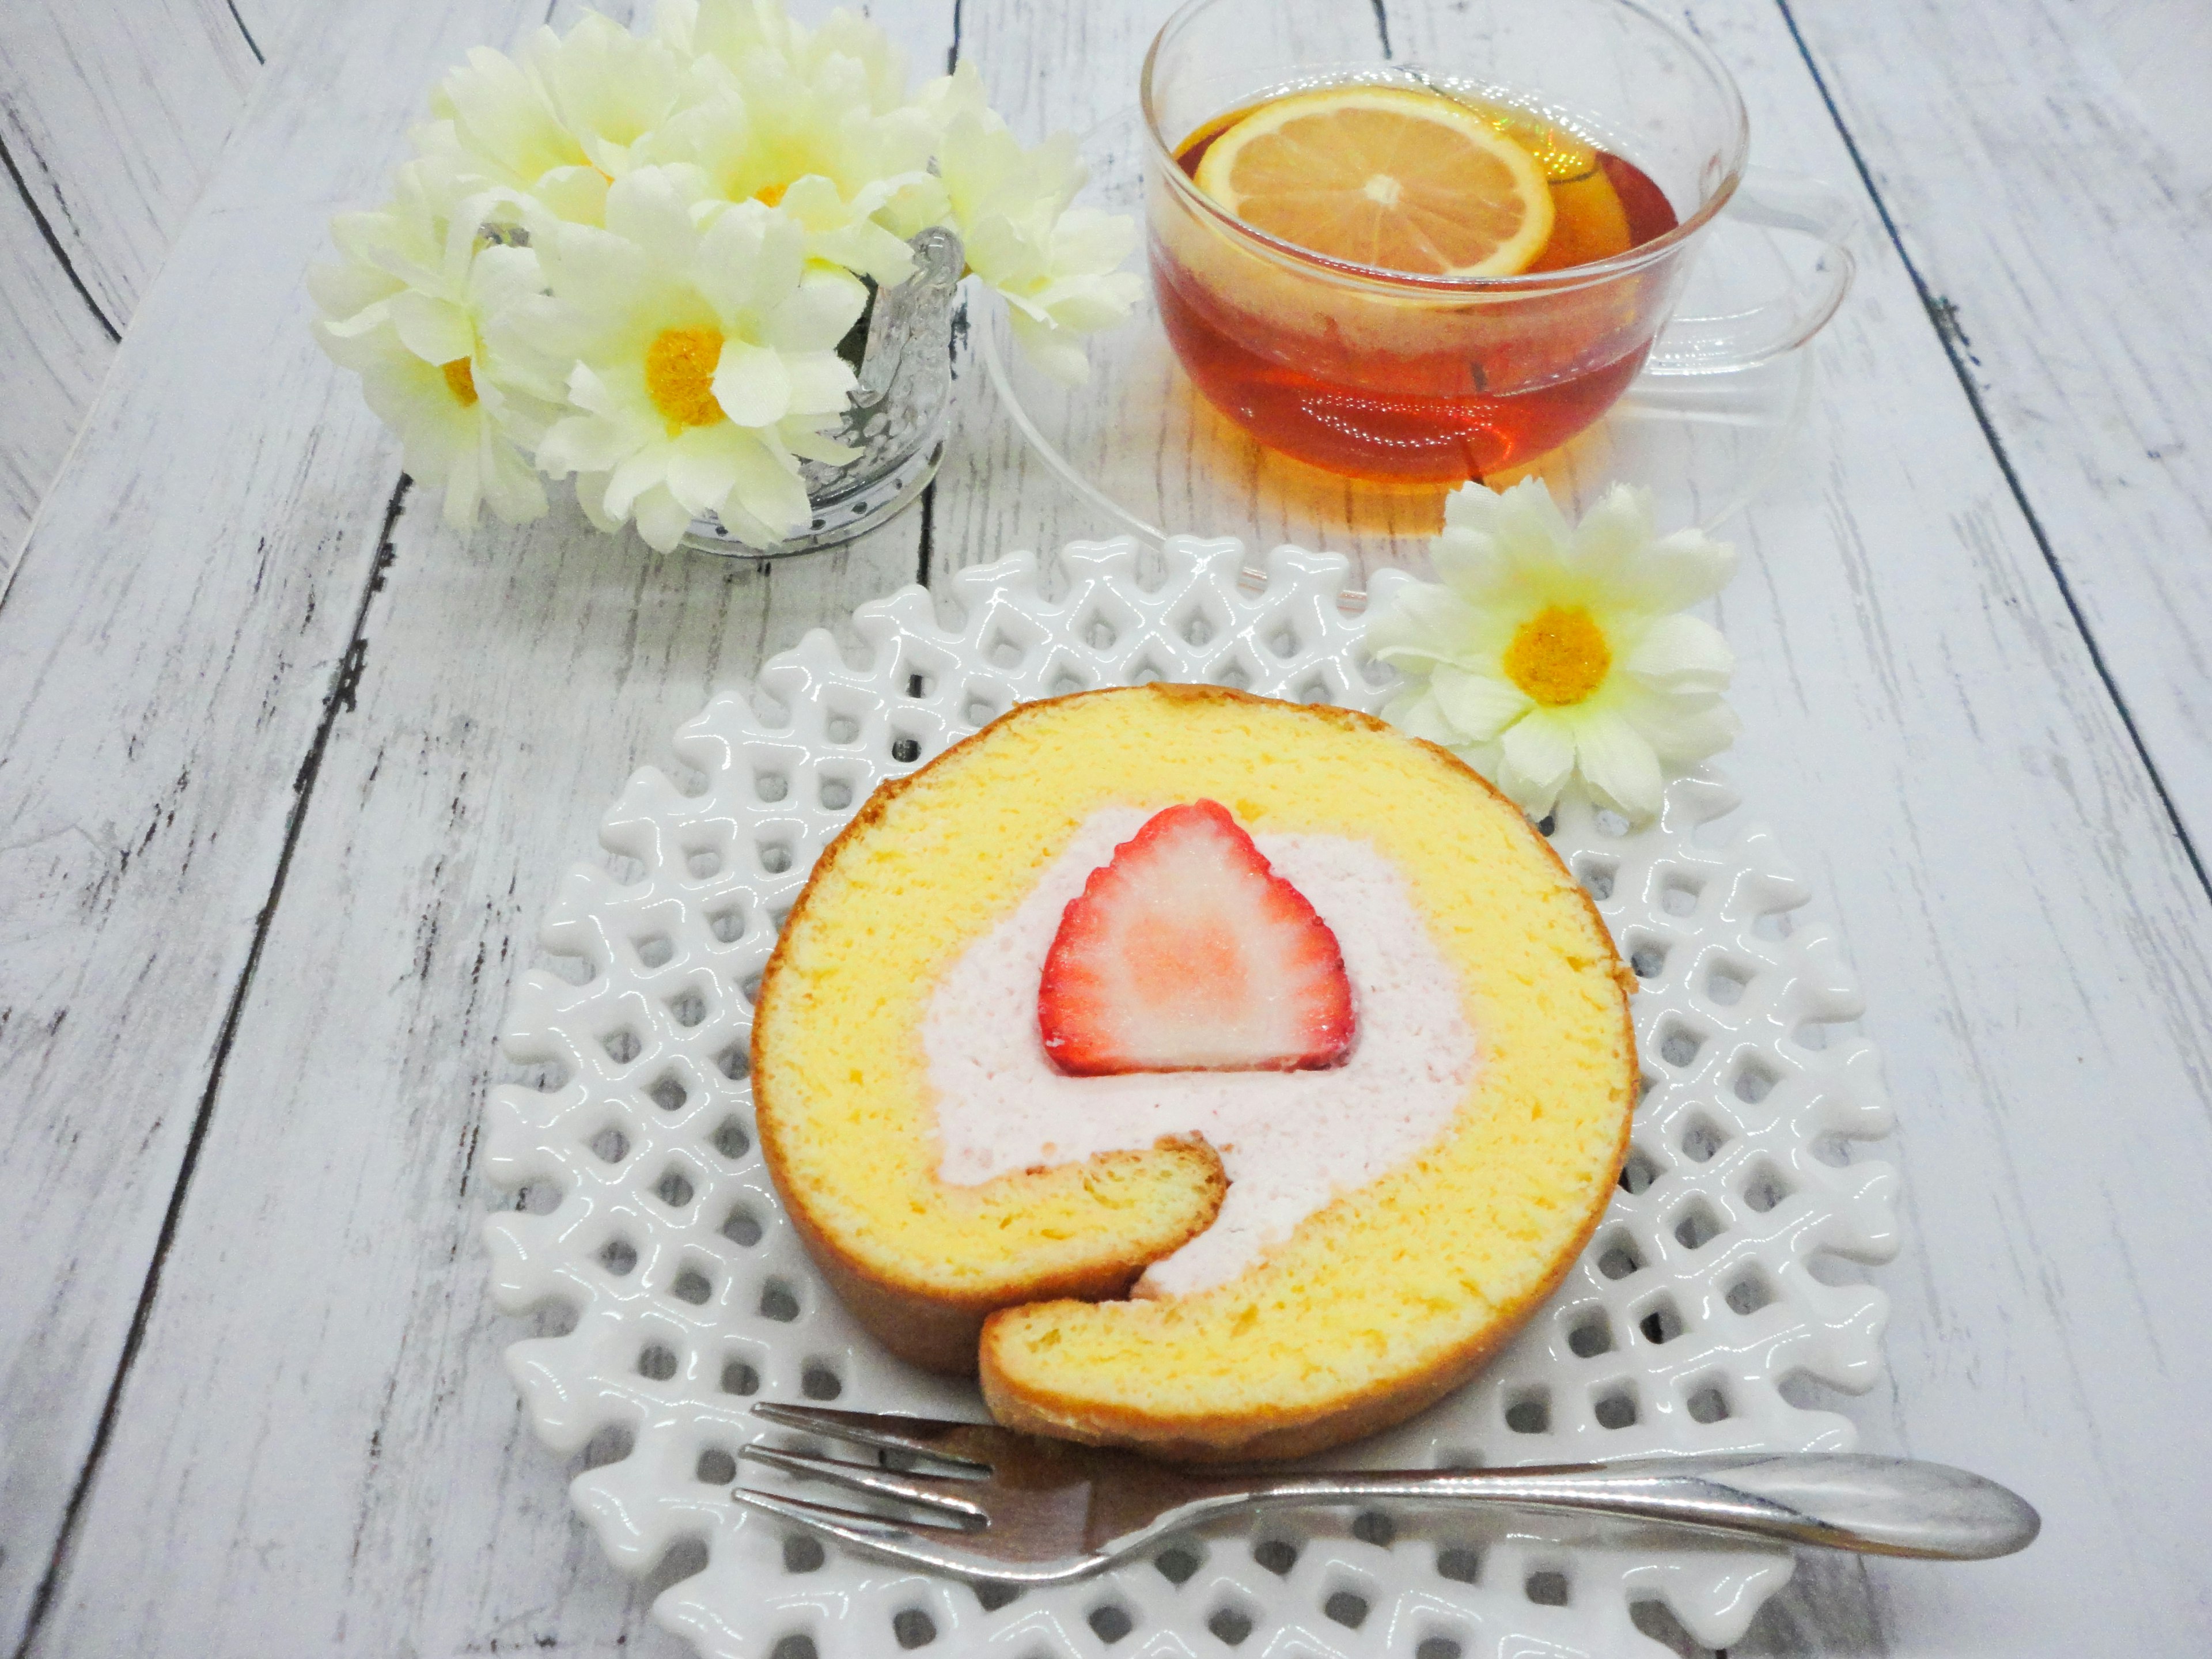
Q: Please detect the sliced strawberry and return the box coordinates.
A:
[1038,800,1356,1075]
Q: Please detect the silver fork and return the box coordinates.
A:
[732,1402,2039,1585]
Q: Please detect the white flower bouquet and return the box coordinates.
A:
[311,0,1140,551]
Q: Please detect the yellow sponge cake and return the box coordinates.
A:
[751,684,1635,1457]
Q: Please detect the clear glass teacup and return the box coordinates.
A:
[1143,0,1854,483]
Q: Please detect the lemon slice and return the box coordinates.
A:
[1192,84,1556,278]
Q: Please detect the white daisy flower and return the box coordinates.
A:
[926,63,1140,384]
[1365,478,1740,822]
[425,12,691,224]
[641,55,941,284]
[662,0,907,112]
[534,167,867,551]
[664,1,946,278]
[309,159,559,528]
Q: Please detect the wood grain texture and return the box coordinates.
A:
[0,0,258,321]
[0,0,282,565]
[0,0,581,1647]
[1784,0,2212,854]
[21,503,923,1659]
[9,3,951,1653]
[0,181,111,570]
[930,0,2212,1652]
[2092,0,2212,179]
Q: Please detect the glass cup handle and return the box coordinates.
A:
[1642,167,1858,376]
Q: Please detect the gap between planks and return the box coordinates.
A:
[0,132,121,344]
[910,0,965,592]
[1771,0,2212,908]
[5,475,413,1659]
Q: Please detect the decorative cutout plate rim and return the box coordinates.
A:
[482,535,1898,1659]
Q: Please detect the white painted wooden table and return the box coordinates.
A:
[3,0,2210,1654]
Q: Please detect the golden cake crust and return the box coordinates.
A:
[752,683,1636,1450]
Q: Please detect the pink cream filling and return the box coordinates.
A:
[922,809,1479,1297]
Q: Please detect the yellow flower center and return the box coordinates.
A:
[752,180,789,207]
[645,327,726,431]
[441,357,478,407]
[1503,605,1611,706]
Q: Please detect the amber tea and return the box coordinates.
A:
[1151,79,1683,483]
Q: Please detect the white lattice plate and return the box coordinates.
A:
[483,537,1899,1659]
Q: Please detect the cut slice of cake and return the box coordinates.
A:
[750,683,1636,1455]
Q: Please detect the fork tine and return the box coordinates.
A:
[729,1486,972,1543]
[732,1487,1104,1590]
[749,1402,995,1468]
[741,1444,990,1525]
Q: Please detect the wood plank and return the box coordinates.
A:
[0,0,267,567]
[0,0,259,323]
[931,0,2212,1652]
[2090,0,2212,169]
[0,0,583,1646]
[1783,0,2212,853]
[0,181,111,567]
[10,1,954,1652]
[20,507,924,1659]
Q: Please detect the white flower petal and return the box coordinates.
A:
[1566,705,1665,820]
[765,266,867,352]
[537,410,626,477]
[603,166,703,270]
[307,259,400,325]
[806,215,918,285]
[711,339,793,427]
[605,442,673,520]
[572,468,621,532]
[694,202,782,315]
[438,441,484,528]
[388,291,476,365]
[1496,709,1577,817]
[1429,524,1546,611]
[1620,526,1737,611]
[437,41,582,187]
[725,433,812,536]
[1430,665,1533,742]
[664,426,745,514]
[1486,480,1586,593]
[634,482,697,551]
[783,349,858,418]
[479,430,550,523]
[1365,580,1509,669]
[1381,688,1463,748]
[1624,689,1742,763]
[532,165,613,225]
[1028,271,1141,334]
[1624,613,1734,689]
[774,172,854,228]
[1006,308,1091,385]
[468,243,546,315]
[1567,483,1659,585]
[1050,206,1135,275]
[785,426,859,464]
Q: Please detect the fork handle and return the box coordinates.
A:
[1200,1454,2037,1560]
